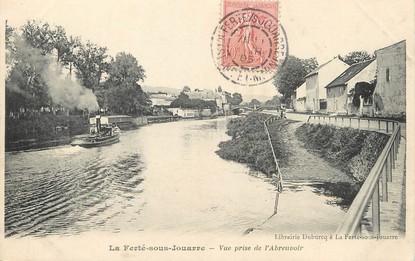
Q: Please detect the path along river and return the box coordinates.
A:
[5,117,352,237]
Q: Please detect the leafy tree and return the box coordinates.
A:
[5,37,51,115]
[224,92,243,105]
[170,92,217,113]
[21,20,55,55]
[249,99,261,107]
[273,55,318,101]
[74,41,110,91]
[264,95,282,107]
[231,92,243,105]
[5,22,16,76]
[182,86,191,92]
[106,52,150,115]
[340,51,374,65]
[349,80,376,108]
[217,86,223,92]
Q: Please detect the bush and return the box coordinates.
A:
[5,114,89,144]
[295,123,389,181]
[216,113,292,176]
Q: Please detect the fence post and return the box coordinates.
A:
[378,120,381,131]
[358,118,360,129]
[368,119,370,129]
[386,122,389,133]
[349,118,352,128]
[388,152,393,181]
[381,164,388,202]
[372,182,380,235]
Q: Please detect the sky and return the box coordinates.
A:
[1,0,414,101]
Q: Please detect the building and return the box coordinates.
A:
[326,59,376,115]
[373,40,406,118]
[305,57,349,113]
[292,82,307,112]
[168,108,198,118]
[149,93,176,107]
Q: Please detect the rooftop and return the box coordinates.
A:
[326,59,375,88]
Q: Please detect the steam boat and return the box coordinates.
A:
[71,115,122,148]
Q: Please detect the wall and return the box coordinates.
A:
[326,61,377,114]
[318,58,350,100]
[132,116,148,127]
[306,74,319,112]
[326,85,347,113]
[374,41,406,118]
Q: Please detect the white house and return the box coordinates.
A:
[293,82,307,112]
[305,57,349,112]
[325,59,377,115]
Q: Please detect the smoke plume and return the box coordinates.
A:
[8,37,99,111]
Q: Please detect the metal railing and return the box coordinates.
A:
[307,115,399,134]
[307,115,401,235]
[264,115,284,215]
[264,115,283,192]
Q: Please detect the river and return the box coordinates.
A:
[5,117,350,237]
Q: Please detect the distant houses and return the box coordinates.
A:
[149,93,176,107]
[158,88,232,118]
[305,57,349,113]
[292,40,406,118]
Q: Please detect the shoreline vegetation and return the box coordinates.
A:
[216,112,390,210]
[295,124,389,182]
[217,113,389,183]
[216,113,295,177]
[4,114,216,152]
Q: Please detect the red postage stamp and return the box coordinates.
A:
[211,0,287,86]
[221,0,279,70]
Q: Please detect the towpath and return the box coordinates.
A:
[287,113,407,235]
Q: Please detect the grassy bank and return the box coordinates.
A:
[5,115,89,151]
[216,113,294,176]
[295,124,389,182]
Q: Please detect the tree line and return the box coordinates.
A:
[5,20,151,117]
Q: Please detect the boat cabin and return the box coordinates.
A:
[89,115,132,134]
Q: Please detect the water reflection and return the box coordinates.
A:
[310,182,362,211]
[5,117,355,237]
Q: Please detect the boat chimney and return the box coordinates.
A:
[96,114,101,133]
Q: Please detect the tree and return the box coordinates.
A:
[340,51,374,65]
[74,41,110,91]
[5,36,51,115]
[349,80,376,110]
[273,55,318,101]
[217,86,223,92]
[224,92,243,105]
[183,86,191,92]
[264,95,282,107]
[21,20,55,55]
[249,99,261,107]
[106,52,150,115]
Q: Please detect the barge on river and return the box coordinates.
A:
[71,115,127,148]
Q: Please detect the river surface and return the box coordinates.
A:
[5,117,349,237]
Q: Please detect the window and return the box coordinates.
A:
[320,99,327,109]
[386,68,390,82]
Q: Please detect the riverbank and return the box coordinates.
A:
[295,123,389,181]
[5,115,88,152]
[216,113,294,176]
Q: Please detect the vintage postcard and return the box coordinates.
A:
[0,0,414,260]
